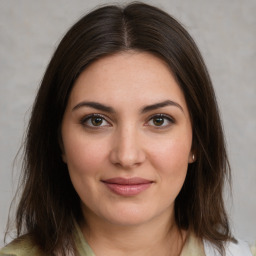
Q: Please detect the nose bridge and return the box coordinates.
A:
[110,122,145,168]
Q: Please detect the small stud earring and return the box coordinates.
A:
[192,154,195,162]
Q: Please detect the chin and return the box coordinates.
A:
[102,205,158,227]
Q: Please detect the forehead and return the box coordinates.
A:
[67,51,188,113]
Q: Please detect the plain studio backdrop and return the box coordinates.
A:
[0,0,255,247]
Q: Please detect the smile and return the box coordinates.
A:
[101,177,153,196]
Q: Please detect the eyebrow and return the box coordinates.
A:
[141,100,184,113]
[72,101,115,113]
[72,100,184,113]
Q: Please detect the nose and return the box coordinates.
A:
[109,125,146,169]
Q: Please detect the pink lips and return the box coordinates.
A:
[102,177,153,196]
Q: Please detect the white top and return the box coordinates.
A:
[204,238,253,256]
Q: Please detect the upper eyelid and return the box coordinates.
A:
[143,114,175,129]
[80,113,111,124]
[79,113,175,124]
[147,113,175,121]
[81,113,109,120]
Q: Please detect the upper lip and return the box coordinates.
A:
[102,177,153,185]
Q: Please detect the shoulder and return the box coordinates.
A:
[0,235,46,256]
[204,238,253,256]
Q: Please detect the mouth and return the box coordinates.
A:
[101,177,153,196]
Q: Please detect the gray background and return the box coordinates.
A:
[0,0,255,247]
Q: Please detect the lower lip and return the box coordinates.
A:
[103,183,152,196]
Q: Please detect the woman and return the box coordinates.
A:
[0,2,253,256]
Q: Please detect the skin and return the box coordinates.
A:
[61,51,194,255]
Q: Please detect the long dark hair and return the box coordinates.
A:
[8,2,232,255]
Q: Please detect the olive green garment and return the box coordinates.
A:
[0,222,94,256]
[0,223,205,256]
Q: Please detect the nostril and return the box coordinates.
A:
[109,145,146,168]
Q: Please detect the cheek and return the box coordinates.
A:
[63,134,109,176]
[148,135,191,189]
[150,140,190,204]
[63,136,109,203]
[151,136,191,167]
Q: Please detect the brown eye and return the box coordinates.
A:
[147,114,174,128]
[81,114,110,128]
[91,116,103,126]
[153,117,164,126]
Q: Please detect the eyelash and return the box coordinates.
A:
[80,114,110,128]
[80,113,175,128]
[146,114,175,128]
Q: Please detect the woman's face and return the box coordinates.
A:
[61,51,193,227]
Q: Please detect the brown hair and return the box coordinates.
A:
[8,2,232,255]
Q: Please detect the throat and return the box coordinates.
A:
[79,219,187,256]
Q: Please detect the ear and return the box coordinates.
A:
[188,151,196,163]
[189,137,197,163]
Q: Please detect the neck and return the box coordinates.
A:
[80,208,187,256]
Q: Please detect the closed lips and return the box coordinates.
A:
[102,177,153,196]
[102,177,153,185]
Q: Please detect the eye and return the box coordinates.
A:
[147,114,174,127]
[81,114,110,128]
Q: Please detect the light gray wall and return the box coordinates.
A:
[1,0,255,247]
